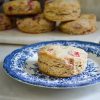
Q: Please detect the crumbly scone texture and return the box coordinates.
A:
[3,0,41,15]
[59,14,96,35]
[44,0,80,22]
[0,13,14,31]
[38,45,88,77]
[16,14,56,34]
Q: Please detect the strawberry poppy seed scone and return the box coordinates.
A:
[3,0,41,15]
[16,14,56,34]
[0,13,14,31]
[38,45,88,77]
[44,0,81,22]
[59,14,96,35]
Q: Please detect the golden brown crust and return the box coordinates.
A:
[59,14,96,35]
[16,14,56,34]
[44,0,81,21]
[0,13,14,31]
[3,0,41,15]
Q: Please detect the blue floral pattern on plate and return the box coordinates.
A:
[3,40,100,89]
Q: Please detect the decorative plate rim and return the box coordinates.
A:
[3,40,100,89]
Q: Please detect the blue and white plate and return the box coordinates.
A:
[3,40,100,89]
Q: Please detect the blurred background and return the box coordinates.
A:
[79,0,100,20]
[0,0,100,20]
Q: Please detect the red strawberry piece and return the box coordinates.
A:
[0,15,3,22]
[71,51,80,57]
[8,6,13,11]
[74,51,80,57]
[28,0,34,10]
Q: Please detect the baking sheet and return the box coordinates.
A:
[0,22,100,45]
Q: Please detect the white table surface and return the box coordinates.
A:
[0,44,100,100]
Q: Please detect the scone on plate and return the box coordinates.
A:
[38,45,88,77]
[59,14,96,35]
[3,0,41,15]
[0,13,14,31]
[16,14,56,34]
[44,0,81,22]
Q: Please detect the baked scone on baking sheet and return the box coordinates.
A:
[0,13,15,31]
[3,0,41,15]
[16,14,56,34]
[44,0,80,22]
[38,45,88,77]
[59,14,96,35]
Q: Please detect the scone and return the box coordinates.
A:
[59,14,96,35]
[38,45,88,77]
[44,0,81,22]
[3,0,41,15]
[16,14,56,34]
[0,13,14,31]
